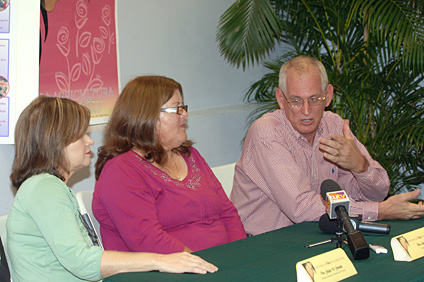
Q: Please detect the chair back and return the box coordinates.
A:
[0,215,11,282]
[0,216,6,242]
[211,162,236,197]
[75,191,103,248]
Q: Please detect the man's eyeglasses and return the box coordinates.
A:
[282,92,326,108]
[160,105,188,115]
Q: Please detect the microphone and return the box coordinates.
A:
[321,179,370,260]
[319,214,390,234]
[321,179,350,219]
[320,179,341,199]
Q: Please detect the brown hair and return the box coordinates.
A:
[10,96,91,188]
[95,76,192,180]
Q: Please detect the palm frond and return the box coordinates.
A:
[217,0,424,195]
[354,0,424,72]
[216,0,282,69]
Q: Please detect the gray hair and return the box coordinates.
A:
[279,56,328,93]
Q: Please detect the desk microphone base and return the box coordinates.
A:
[305,217,346,249]
[304,235,347,249]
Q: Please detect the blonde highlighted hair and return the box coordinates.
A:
[11,96,91,188]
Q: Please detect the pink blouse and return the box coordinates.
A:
[93,147,246,254]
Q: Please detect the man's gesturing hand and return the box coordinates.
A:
[319,120,369,173]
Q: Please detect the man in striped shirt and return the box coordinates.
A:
[231,56,424,236]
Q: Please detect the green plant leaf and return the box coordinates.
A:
[216,0,282,69]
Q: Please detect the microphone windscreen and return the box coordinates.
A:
[320,179,342,199]
[318,213,337,234]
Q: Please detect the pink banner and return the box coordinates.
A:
[39,0,119,124]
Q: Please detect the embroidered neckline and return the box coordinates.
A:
[132,151,201,190]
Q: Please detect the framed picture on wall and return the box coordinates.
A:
[39,0,120,125]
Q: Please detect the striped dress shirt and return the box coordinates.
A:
[231,109,389,236]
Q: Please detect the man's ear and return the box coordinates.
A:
[276,88,285,109]
[325,84,334,107]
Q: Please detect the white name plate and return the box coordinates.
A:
[296,248,357,282]
[391,226,424,262]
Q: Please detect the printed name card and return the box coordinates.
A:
[391,227,424,262]
[296,248,357,282]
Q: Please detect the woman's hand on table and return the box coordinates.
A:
[156,252,218,274]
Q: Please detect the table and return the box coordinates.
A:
[104,217,424,281]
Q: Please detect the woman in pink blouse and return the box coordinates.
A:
[93,76,246,254]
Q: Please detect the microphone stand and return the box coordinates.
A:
[304,215,347,249]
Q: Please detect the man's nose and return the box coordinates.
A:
[301,100,310,115]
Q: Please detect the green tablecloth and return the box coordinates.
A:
[104,217,424,281]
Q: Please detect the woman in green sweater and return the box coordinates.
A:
[6,96,217,282]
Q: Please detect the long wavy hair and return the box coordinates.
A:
[10,96,90,188]
[95,76,192,180]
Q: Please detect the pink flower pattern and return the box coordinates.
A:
[75,0,89,57]
[54,0,115,95]
[56,27,70,57]
[100,5,115,54]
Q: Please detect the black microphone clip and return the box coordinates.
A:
[320,179,370,260]
[336,206,369,260]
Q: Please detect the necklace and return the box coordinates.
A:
[162,154,181,180]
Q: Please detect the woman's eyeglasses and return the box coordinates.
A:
[160,105,188,115]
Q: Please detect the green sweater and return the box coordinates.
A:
[6,173,103,282]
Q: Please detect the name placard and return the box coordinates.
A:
[296,248,357,282]
[391,227,424,262]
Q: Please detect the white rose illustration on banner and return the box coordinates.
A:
[39,0,119,125]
